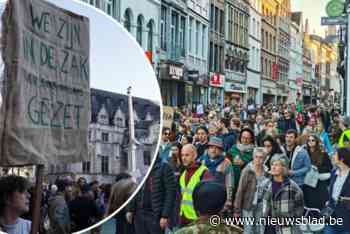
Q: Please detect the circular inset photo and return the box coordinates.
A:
[0,0,161,233]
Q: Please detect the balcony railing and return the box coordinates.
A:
[169,44,186,61]
[160,40,186,62]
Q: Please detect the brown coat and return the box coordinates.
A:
[234,163,268,213]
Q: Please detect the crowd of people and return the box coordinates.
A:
[0,172,137,234]
[115,103,350,234]
[1,103,350,234]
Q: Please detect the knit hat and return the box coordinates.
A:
[193,181,226,215]
[343,116,350,128]
[270,153,289,168]
[208,136,224,149]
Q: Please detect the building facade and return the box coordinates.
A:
[260,0,278,104]
[275,0,290,104]
[224,0,250,105]
[82,0,160,69]
[208,0,225,106]
[121,0,160,66]
[158,0,188,107]
[48,89,160,183]
[289,12,303,104]
[187,0,210,106]
[81,0,121,20]
[247,0,262,105]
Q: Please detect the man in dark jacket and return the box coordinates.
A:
[218,118,237,153]
[277,110,298,135]
[69,184,101,232]
[127,156,176,234]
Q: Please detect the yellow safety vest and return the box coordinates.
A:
[179,164,208,221]
[338,129,350,148]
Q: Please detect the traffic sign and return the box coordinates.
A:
[326,0,345,17]
[321,16,347,25]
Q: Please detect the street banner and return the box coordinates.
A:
[163,106,174,128]
[0,0,90,166]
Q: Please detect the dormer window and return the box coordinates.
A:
[98,105,109,125]
[114,108,125,127]
[145,111,153,121]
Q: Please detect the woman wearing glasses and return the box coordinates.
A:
[303,134,332,210]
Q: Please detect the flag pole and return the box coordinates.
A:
[30,165,44,234]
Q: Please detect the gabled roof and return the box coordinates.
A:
[291,12,302,26]
[90,88,160,125]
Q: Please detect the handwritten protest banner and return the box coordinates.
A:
[163,106,174,129]
[0,0,90,165]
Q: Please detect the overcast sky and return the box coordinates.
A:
[291,0,330,37]
[0,0,161,102]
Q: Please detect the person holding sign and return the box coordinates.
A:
[0,175,31,234]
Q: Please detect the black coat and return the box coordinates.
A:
[278,118,297,134]
[329,169,350,232]
[129,159,177,219]
[303,152,332,210]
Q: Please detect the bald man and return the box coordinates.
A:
[179,144,212,227]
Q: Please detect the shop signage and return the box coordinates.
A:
[210,73,224,87]
[272,63,278,80]
[188,70,199,80]
[326,0,345,17]
[321,16,347,25]
[225,82,246,93]
[169,65,183,80]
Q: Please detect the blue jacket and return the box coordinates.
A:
[329,170,350,232]
[289,145,311,186]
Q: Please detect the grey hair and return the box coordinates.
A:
[182,143,198,157]
[253,147,267,158]
[270,153,290,177]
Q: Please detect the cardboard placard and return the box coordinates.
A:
[0,0,90,166]
[163,106,174,128]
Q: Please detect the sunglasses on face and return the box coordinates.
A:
[163,132,170,136]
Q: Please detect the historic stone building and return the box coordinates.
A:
[208,0,225,105]
[289,12,304,104]
[48,89,160,183]
[275,0,290,104]
[247,0,262,105]
[260,0,278,104]
[158,0,188,107]
[224,0,250,105]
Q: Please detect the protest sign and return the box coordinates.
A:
[163,106,174,128]
[0,0,90,165]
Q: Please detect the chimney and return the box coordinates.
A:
[305,18,309,34]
